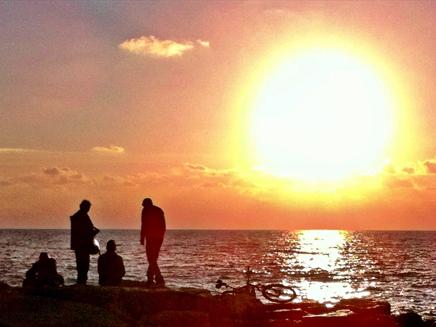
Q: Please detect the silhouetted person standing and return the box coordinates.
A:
[23,252,64,288]
[98,240,125,286]
[140,198,166,287]
[70,199,99,285]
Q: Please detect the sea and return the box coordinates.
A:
[0,230,435,319]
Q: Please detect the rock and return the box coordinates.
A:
[0,289,127,327]
[301,312,398,327]
[397,311,425,327]
[0,282,432,327]
[140,310,211,327]
[335,298,391,315]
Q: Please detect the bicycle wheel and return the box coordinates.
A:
[261,283,297,303]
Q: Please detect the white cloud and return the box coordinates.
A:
[196,39,210,48]
[118,35,210,58]
[91,145,125,154]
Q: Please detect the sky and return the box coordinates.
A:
[1,1,436,229]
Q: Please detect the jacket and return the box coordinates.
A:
[70,210,96,251]
[140,205,166,242]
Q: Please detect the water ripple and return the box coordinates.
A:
[0,229,434,319]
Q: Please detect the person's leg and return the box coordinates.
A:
[75,250,90,284]
[145,242,156,284]
[153,238,164,286]
[83,252,90,283]
[56,274,64,287]
[75,250,83,283]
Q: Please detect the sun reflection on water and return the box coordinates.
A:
[282,230,370,304]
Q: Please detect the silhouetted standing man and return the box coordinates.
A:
[70,199,99,285]
[140,198,166,287]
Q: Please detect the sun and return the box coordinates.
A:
[250,48,395,182]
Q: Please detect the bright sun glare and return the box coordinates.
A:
[250,48,394,182]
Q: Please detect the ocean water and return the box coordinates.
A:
[0,230,435,319]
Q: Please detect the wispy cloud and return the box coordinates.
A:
[0,148,39,153]
[384,157,436,176]
[118,35,210,58]
[423,160,436,174]
[0,167,90,188]
[381,156,436,191]
[91,145,125,154]
[98,162,257,193]
[42,167,89,185]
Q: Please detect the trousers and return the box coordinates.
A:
[146,237,163,281]
[75,249,90,284]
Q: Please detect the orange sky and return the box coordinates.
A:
[1,1,436,229]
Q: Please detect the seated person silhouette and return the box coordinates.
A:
[98,240,125,286]
[23,252,64,288]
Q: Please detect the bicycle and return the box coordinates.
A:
[215,267,297,303]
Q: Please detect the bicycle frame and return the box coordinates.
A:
[216,267,297,303]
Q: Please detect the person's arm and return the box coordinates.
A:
[140,211,146,245]
[97,256,102,275]
[26,263,37,279]
[120,257,125,277]
[93,225,100,235]
[160,209,166,233]
[70,216,75,250]
[87,215,99,235]
[49,259,57,275]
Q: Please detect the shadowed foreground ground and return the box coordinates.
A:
[0,281,434,327]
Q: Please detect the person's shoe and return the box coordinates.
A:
[155,276,165,288]
[144,279,154,288]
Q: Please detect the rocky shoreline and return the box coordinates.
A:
[0,281,434,327]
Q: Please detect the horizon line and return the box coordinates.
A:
[0,228,435,232]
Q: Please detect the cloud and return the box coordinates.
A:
[41,167,89,185]
[263,8,293,17]
[423,160,436,174]
[381,156,436,191]
[196,39,210,48]
[0,166,90,189]
[184,163,207,172]
[91,145,125,154]
[384,161,426,176]
[118,35,209,58]
[182,163,257,191]
[98,163,258,194]
[0,148,39,153]
[402,166,415,174]
[384,176,416,189]
[42,167,61,176]
[0,179,12,187]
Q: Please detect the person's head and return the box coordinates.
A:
[39,252,49,261]
[79,199,91,212]
[106,240,116,252]
[142,198,153,207]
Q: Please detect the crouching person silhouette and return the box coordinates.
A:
[23,252,64,288]
[140,198,166,287]
[98,240,125,286]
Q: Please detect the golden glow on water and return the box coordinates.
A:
[295,230,346,272]
[284,230,370,304]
